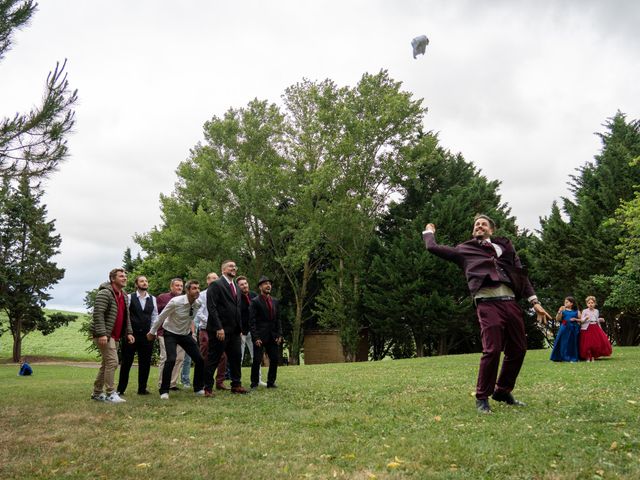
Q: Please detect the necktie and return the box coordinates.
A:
[230,281,236,299]
[244,293,250,305]
[266,296,273,319]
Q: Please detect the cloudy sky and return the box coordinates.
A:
[2,0,639,311]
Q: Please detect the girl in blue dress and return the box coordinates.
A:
[550,296,581,362]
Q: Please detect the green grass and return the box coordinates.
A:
[0,310,97,362]
[1,348,639,479]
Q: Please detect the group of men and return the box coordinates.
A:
[90,214,550,414]
[90,260,283,402]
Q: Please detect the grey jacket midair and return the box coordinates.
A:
[91,282,133,338]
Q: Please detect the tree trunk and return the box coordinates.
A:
[12,318,22,362]
[288,259,312,365]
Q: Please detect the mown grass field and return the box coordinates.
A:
[0,310,96,362]
[1,345,639,479]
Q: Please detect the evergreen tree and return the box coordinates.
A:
[362,135,529,358]
[1,1,77,179]
[537,112,640,344]
[0,175,74,361]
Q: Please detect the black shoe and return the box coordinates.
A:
[169,386,180,391]
[491,391,526,406]
[266,383,277,389]
[476,398,492,414]
[250,384,258,389]
[137,390,151,395]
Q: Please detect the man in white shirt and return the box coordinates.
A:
[148,280,206,399]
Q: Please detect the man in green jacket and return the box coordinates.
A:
[90,268,134,403]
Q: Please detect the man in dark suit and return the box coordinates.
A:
[203,260,248,395]
[249,276,283,389]
[237,275,264,385]
[423,214,551,414]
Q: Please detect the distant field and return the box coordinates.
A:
[0,309,97,362]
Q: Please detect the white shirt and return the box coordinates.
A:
[150,294,201,336]
[194,291,208,330]
[128,291,159,327]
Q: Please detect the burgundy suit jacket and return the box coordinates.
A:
[423,232,535,300]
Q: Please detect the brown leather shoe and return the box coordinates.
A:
[230,386,249,394]
[204,389,215,397]
[216,384,230,391]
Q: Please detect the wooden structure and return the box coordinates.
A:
[303,329,368,364]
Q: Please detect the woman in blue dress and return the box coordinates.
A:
[550,296,581,362]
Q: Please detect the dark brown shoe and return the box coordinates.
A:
[230,386,249,394]
[216,384,230,391]
[204,389,215,397]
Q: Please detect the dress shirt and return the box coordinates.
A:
[194,291,208,330]
[128,291,158,326]
[150,294,201,336]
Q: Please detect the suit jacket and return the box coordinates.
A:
[240,291,258,335]
[206,277,241,334]
[423,232,535,299]
[249,295,283,342]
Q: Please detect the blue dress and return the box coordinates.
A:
[550,309,580,362]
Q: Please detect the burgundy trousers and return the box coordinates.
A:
[198,330,227,386]
[475,300,527,400]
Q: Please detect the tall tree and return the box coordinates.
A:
[1,1,77,179]
[537,112,640,343]
[136,71,426,364]
[0,175,74,361]
[362,134,536,358]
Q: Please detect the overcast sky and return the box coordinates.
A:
[2,0,639,311]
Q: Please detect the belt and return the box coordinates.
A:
[475,296,516,304]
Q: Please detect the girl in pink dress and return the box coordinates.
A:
[579,296,612,361]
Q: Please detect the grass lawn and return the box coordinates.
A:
[1,348,639,479]
[0,310,97,362]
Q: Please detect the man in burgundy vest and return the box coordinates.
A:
[423,214,551,414]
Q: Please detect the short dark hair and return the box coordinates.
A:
[134,275,147,285]
[169,278,183,287]
[109,268,126,281]
[473,214,496,230]
[185,280,200,291]
[236,276,248,283]
[221,259,235,271]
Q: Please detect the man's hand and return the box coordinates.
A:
[96,335,108,347]
[276,336,283,345]
[216,329,225,341]
[424,223,436,234]
[534,303,552,324]
[127,334,135,344]
[255,339,263,347]
[146,332,156,341]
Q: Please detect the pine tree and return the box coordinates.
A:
[1,1,77,179]
[0,175,74,361]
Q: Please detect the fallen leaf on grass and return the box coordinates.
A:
[387,462,401,469]
[434,415,442,422]
[342,453,356,459]
[627,400,637,405]
[610,441,618,450]
[136,463,151,468]
[596,469,605,476]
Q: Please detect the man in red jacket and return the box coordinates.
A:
[423,214,551,414]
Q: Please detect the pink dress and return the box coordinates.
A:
[579,308,612,360]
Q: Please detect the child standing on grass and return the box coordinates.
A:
[550,296,581,362]
[579,296,612,361]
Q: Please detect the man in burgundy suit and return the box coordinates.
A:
[423,214,551,414]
